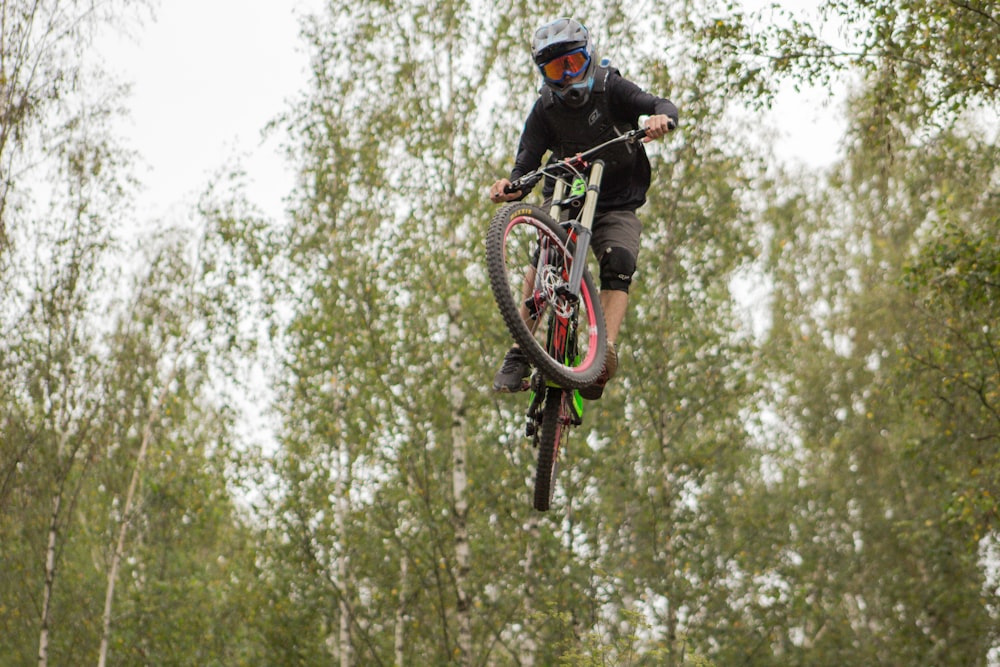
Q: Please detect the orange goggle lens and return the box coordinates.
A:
[540,49,590,82]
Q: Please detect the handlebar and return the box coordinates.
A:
[503,126,655,195]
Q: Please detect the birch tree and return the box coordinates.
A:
[0,5,276,656]
[257,0,774,663]
[1,68,138,667]
[94,181,274,664]
[0,0,149,265]
[258,0,552,662]
[1,25,148,664]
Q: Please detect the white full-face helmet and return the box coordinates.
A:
[531,17,598,108]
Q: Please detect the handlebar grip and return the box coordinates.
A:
[506,174,541,193]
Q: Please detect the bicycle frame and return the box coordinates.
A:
[522,161,606,492]
[490,127,649,510]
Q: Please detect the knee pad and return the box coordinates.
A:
[599,246,637,292]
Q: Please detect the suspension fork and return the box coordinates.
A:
[551,161,603,300]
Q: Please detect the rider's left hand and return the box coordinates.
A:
[489,178,521,203]
[643,114,675,142]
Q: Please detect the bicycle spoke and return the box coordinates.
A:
[486,203,606,389]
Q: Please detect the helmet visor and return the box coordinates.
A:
[539,48,590,83]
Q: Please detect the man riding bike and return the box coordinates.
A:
[489,16,678,400]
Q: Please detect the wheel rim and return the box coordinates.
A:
[501,214,602,378]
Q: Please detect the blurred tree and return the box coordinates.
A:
[688,1,1000,662]
[0,3,279,663]
[255,0,769,664]
[0,0,149,261]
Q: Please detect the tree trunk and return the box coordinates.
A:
[37,491,62,667]
[520,515,538,667]
[659,431,684,663]
[335,433,353,667]
[97,370,177,667]
[448,297,472,666]
[394,554,408,666]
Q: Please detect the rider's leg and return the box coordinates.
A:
[582,210,641,400]
[600,289,629,346]
[577,288,628,400]
[493,266,537,392]
[518,266,539,332]
[578,287,625,401]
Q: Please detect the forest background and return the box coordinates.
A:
[2,0,999,665]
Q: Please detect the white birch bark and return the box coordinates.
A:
[394,553,408,666]
[38,428,75,667]
[97,366,178,667]
[37,492,62,667]
[334,403,353,667]
[520,514,539,667]
[448,296,472,665]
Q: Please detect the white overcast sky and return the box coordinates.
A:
[101,1,841,224]
[101,0,322,223]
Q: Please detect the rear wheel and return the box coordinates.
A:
[533,388,567,512]
[486,202,606,389]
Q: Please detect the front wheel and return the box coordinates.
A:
[486,202,606,389]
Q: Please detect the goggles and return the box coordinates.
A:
[539,48,591,83]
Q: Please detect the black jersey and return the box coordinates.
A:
[510,63,678,211]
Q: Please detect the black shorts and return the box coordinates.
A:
[590,209,642,261]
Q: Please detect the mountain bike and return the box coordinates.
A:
[486,127,648,511]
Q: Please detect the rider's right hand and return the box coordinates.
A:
[489,178,521,203]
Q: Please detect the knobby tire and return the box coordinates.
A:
[486,202,606,389]
[534,388,565,511]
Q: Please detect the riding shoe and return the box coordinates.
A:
[493,346,531,393]
[579,343,618,401]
